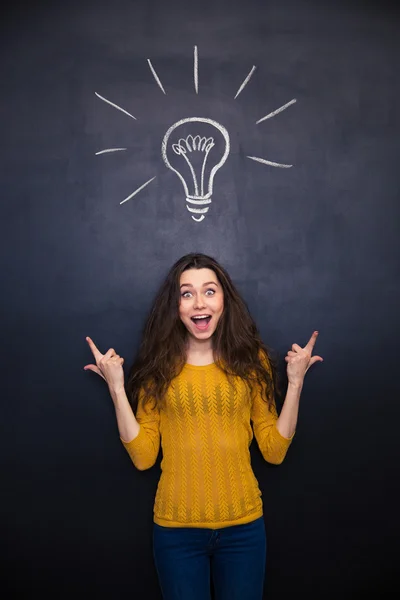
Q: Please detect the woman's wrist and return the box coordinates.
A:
[109,385,128,404]
[287,380,304,392]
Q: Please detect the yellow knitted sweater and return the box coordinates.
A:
[121,362,294,529]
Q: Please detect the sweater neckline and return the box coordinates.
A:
[184,362,218,371]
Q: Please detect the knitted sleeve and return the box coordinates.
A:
[251,392,294,465]
[120,391,161,471]
[251,352,294,465]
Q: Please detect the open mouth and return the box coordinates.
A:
[191,315,212,330]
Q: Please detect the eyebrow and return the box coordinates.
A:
[180,281,219,288]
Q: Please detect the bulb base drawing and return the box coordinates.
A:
[186,193,212,222]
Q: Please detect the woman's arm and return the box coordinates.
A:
[251,393,294,465]
[277,330,323,438]
[109,387,140,443]
[252,331,322,464]
[276,382,302,439]
[119,390,161,471]
[85,336,160,470]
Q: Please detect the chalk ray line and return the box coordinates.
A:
[95,92,137,120]
[234,66,256,99]
[95,148,127,155]
[194,45,198,94]
[120,176,157,205]
[256,99,297,124]
[147,59,166,94]
[247,156,292,168]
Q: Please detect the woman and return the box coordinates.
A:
[84,253,323,600]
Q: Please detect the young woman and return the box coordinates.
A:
[84,253,323,600]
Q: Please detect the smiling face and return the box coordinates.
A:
[179,268,224,342]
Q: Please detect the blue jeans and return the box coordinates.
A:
[152,516,267,600]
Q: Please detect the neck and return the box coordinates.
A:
[185,335,214,365]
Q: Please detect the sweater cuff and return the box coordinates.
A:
[273,422,295,443]
[120,424,143,448]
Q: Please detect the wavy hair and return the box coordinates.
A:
[126,253,280,411]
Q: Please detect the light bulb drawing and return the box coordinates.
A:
[94,45,297,221]
[161,118,230,222]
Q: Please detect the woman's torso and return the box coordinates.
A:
[153,363,263,529]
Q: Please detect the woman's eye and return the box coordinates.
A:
[182,291,192,298]
[205,289,215,296]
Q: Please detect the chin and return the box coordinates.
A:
[192,331,214,340]
[188,327,214,339]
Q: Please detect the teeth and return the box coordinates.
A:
[192,315,210,320]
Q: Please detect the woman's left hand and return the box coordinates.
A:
[285,331,323,387]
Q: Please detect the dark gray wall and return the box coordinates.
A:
[1,0,399,598]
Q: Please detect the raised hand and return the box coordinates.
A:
[84,336,125,394]
[285,331,323,387]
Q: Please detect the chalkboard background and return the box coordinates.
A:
[1,0,399,598]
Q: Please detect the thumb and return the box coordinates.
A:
[306,356,324,372]
[84,364,106,381]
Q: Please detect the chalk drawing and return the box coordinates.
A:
[194,46,199,94]
[147,59,167,94]
[234,66,257,99]
[95,46,296,217]
[95,92,137,120]
[247,156,292,168]
[256,99,297,124]
[95,148,127,155]
[162,118,230,221]
[120,177,157,205]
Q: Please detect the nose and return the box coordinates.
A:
[193,294,206,310]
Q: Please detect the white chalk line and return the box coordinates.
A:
[95,92,137,120]
[247,156,292,168]
[234,66,256,99]
[95,148,127,155]
[147,59,166,94]
[187,196,212,205]
[200,144,213,197]
[187,206,209,214]
[181,152,199,196]
[194,45,198,94]
[256,99,297,124]
[192,215,205,222]
[120,176,157,205]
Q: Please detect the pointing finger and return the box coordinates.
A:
[305,331,319,351]
[86,337,103,362]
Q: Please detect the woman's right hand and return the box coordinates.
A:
[84,336,125,394]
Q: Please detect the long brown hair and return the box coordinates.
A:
[126,253,280,411]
